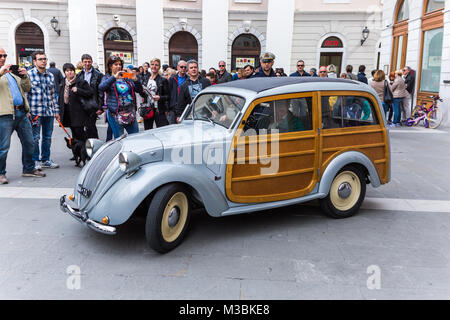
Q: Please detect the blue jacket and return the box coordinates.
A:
[98,75,143,114]
[289,71,310,77]
[251,68,276,78]
[358,72,368,84]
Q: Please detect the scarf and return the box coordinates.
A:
[64,77,76,104]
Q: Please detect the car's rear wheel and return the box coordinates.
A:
[145,184,191,253]
[320,166,366,219]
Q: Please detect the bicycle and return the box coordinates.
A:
[406,95,443,129]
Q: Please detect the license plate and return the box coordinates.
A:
[77,184,92,198]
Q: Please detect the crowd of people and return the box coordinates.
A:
[0,47,415,184]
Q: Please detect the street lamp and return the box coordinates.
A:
[50,17,61,36]
[361,26,370,46]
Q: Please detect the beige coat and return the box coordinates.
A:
[389,76,408,99]
[0,72,31,117]
[370,80,385,101]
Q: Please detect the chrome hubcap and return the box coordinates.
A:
[338,182,352,199]
[168,207,180,228]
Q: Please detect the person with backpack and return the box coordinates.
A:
[98,55,143,139]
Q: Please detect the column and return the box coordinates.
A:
[439,0,450,124]
[266,0,295,74]
[67,0,98,63]
[202,0,229,70]
[136,0,164,65]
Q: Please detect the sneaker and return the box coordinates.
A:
[22,170,46,178]
[395,123,401,127]
[0,175,8,185]
[35,161,42,170]
[388,123,396,128]
[42,160,60,169]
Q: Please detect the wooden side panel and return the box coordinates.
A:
[226,93,319,204]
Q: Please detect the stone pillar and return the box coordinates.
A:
[440,0,450,124]
[136,0,164,65]
[266,0,295,74]
[67,0,98,64]
[202,0,229,70]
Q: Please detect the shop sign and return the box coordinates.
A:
[236,57,255,68]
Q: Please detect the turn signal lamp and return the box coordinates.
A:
[102,216,110,225]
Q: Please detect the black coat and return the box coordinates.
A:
[76,68,104,110]
[146,74,170,113]
[176,76,211,117]
[59,78,94,128]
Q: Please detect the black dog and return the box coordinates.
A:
[64,137,89,167]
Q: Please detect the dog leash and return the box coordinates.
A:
[56,118,73,145]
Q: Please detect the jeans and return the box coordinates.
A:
[382,102,394,123]
[107,110,139,139]
[32,116,55,162]
[0,109,35,175]
[392,98,403,125]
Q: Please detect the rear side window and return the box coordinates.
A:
[322,95,379,129]
[243,97,313,135]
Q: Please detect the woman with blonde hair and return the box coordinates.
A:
[327,64,337,78]
[389,69,408,127]
[370,70,393,123]
[142,58,170,130]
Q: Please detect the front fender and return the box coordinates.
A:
[87,163,229,225]
[318,151,381,196]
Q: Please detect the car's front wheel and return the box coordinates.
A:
[145,184,191,253]
[320,166,366,219]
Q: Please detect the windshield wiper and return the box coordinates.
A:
[195,114,215,126]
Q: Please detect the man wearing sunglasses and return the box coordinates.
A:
[217,61,232,84]
[252,52,276,78]
[0,48,46,184]
[290,60,310,77]
[168,60,188,124]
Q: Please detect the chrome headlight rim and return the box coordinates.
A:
[119,151,142,176]
[86,139,104,158]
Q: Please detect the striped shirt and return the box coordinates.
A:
[27,67,59,116]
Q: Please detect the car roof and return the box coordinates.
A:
[215,77,358,93]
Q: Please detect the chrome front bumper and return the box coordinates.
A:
[60,196,117,235]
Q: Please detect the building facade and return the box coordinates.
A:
[1,0,383,76]
[380,0,450,124]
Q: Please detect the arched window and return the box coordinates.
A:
[319,36,344,76]
[391,0,409,72]
[15,22,44,67]
[231,34,261,71]
[425,0,445,13]
[395,0,409,22]
[169,31,198,68]
[104,28,134,66]
[417,0,445,105]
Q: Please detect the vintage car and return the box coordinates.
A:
[60,77,391,253]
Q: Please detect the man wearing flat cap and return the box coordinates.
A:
[252,52,276,78]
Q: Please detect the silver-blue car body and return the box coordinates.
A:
[60,77,391,253]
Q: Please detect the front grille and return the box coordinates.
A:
[79,141,123,208]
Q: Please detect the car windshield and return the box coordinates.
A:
[188,94,246,129]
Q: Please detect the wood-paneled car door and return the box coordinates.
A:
[226,93,319,203]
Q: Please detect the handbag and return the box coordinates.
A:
[116,109,136,126]
[383,80,394,104]
[138,106,154,120]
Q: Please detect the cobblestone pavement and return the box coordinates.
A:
[1,123,450,300]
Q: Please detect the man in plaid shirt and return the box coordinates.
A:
[27,51,61,169]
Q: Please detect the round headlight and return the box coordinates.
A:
[119,151,142,176]
[86,139,104,158]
